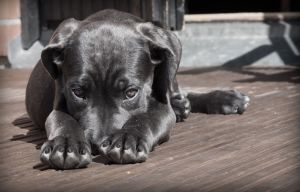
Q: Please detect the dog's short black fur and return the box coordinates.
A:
[25,10,250,169]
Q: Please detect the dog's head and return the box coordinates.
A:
[41,16,181,141]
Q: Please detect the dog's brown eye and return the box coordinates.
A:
[125,88,138,99]
[72,87,85,99]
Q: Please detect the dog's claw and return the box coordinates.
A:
[98,131,149,164]
[40,136,91,169]
[171,93,191,122]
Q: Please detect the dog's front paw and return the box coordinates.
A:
[207,90,250,114]
[40,136,91,169]
[171,93,191,122]
[98,131,150,164]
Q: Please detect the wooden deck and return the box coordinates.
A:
[0,67,300,192]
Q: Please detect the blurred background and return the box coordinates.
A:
[0,0,299,68]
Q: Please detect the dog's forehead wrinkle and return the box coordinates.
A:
[66,22,152,96]
[78,37,128,83]
[78,23,137,54]
[67,23,151,87]
[82,54,146,90]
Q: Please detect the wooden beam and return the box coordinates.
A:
[281,0,291,12]
[185,12,300,22]
[20,0,40,50]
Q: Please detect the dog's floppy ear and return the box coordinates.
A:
[41,18,80,79]
[137,22,182,103]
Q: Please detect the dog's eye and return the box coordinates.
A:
[72,87,85,99]
[125,88,138,99]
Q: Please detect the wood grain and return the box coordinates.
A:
[0,67,299,192]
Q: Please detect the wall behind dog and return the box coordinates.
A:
[0,0,20,56]
[1,0,299,68]
[176,13,300,68]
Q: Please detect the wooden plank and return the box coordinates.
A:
[0,67,300,191]
[50,0,62,21]
[82,0,92,18]
[169,0,177,30]
[61,0,72,19]
[103,0,115,9]
[91,0,103,13]
[20,0,40,50]
[129,0,142,18]
[185,12,300,23]
[70,0,82,19]
[114,0,129,12]
[151,0,164,27]
[175,0,185,30]
[141,0,152,22]
[281,0,291,11]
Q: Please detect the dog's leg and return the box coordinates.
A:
[170,78,191,122]
[187,90,250,115]
[97,99,176,164]
[40,110,92,169]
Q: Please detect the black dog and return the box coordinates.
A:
[25,9,250,169]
